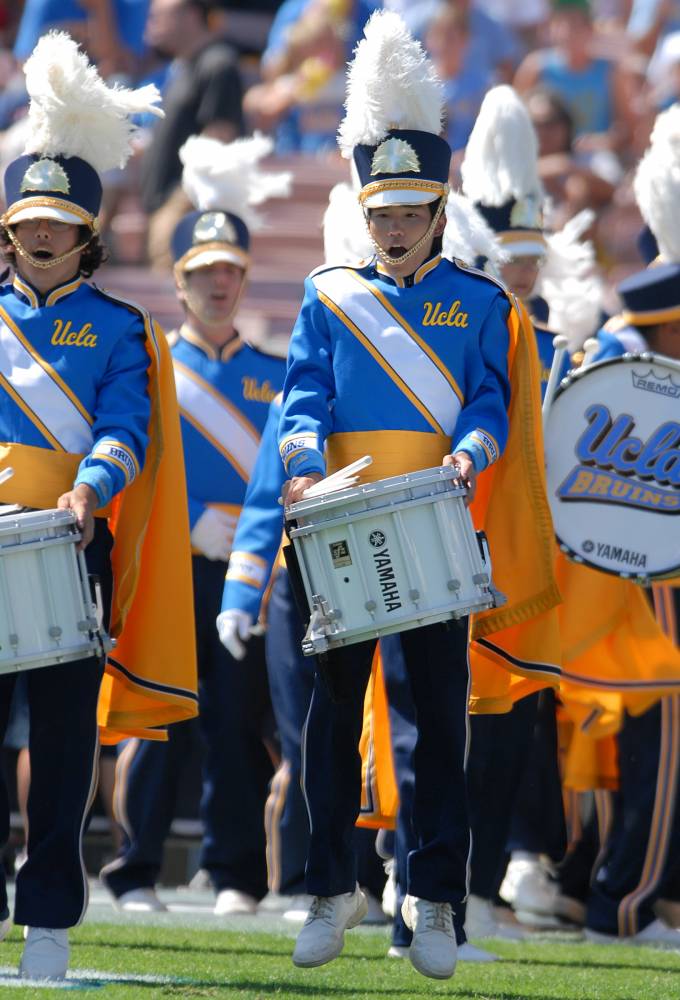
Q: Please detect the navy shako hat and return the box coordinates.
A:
[352,129,451,209]
[618,262,680,326]
[473,195,546,256]
[4,154,103,228]
[637,225,659,266]
[171,209,250,273]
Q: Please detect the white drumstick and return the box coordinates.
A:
[301,455,373,498]
[542,335,569,424]
[581,337,600,368]
[0,466,15,486]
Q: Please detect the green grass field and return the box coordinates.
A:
[1,924,679,999]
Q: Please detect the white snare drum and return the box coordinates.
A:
[0,508,111,674]
[286,466,504,655]
[545,352,680,581]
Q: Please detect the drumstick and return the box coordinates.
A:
[302,456,373,498]
[581,337,600,368]
[542,335,569,424]
[0,467,14,486]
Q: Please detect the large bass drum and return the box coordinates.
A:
[544,352,680,581]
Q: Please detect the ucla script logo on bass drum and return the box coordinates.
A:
[544,356,680,580]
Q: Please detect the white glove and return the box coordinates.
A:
[216,609,253,660]
[190,508,237,561]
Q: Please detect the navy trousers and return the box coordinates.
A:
[587,696,680,936]
[303,619,471,908]
[104,555,274,899]
[0,519,112,928]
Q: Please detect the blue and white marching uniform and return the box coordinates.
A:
[0,274,151,930]
[104,328,286,904]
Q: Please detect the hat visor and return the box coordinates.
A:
[183,247,248,272]
[362,188,441,209]
[499,237,546,257]
[7,204,87,226]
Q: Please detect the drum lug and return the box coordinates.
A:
[365,599,377,613]
[48,625,62,638]
[301,594,343,656]
[447,579,461,591]
[472,573,489,585]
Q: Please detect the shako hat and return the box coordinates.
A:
[172,134,291,274]
[2,32,163,230]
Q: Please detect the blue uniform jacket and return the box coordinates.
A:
[221,396,286,620]
[169,326,286,528]
[278,255,511,477]
[0,274,151,506]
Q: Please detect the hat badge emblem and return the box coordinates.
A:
[193,211,236,245]
[20,158,70,194]
[370,138,421,176]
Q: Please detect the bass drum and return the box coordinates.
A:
[544,352,680,582]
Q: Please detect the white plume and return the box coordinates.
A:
[180,133,292,231]
[461,85,542,206]
[536,210,603,351]
[443,191,507,270]
[634,104,680,262]
[338,10,444,157]
[323,183,373,264]
[22,32,163,172]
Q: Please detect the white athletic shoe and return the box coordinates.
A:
[214,889,258,916]
[19,927,69,981]
[465,894,526,940]
[458,941,499,962]
[402,895,457,980]
[503,857,584,927]
[382,858,397,919]
[499,852,542,905]
[116,888,168,913]
[585,918,680,947]
[292,886,367,967]
[258,891,304,915]
[387,944,408,958]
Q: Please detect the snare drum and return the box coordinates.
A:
[545,352,680,581]
[0,508,111,674]
[286,466,503,655]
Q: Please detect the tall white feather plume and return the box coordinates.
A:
[323,183,373,264]
[536,210,603,351]
[338,10,444,158]
[443,192,507,270]
[634,104,680,262]
[22,32,163,172]
[180,134,292,231]
[461,85,542,206]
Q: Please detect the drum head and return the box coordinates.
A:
[545,353,680,581]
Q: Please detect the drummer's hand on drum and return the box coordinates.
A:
[444,452,477,506]
[58,484,98,550]
[282,473,323,506]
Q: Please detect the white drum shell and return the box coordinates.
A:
[287,467,499,653]
[0,508,108,673]
[545,353,680,581]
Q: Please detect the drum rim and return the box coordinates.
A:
[548,350,680,582]
[286,464,465,517]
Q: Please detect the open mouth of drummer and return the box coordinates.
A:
[367,202,445,274]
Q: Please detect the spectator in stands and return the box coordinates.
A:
[475,0,550,50]
[424,3,495,153]
[140,0,244,268]
[526,87,620,226]
[514,0,637,155]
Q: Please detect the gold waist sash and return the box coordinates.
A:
[0,442,110,517]
[326,430,451,483]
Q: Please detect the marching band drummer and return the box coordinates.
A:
[101,134,290,917]
[279,12,518,980]
[0,33,197,980]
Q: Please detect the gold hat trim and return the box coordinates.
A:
[175,241,250,274]
[2,196,97,229]
[359,179,447,204]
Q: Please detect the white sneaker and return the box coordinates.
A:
[585,918,680,947]
[116,888,167,913]
[292,886,367,967]
[402,895,457,980]
[19,927,69,980]
[458,941,499,962]
[187,868,212,892]
[387,944,408,958]
[214,889,258,916]
[499,852,542,904]
[258,891,300,914]
[382,858,397,919]
[465,894,526,940]
[362,888,388,925]
[282,894,315,922]
[506,860,584,926]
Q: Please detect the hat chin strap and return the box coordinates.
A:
[5,227,92,270]
[365,196,447,268]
